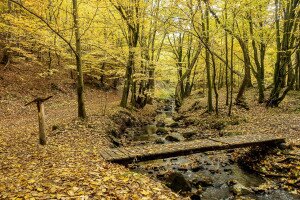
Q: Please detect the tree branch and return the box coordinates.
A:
[9,0,77,56]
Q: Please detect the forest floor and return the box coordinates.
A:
[0,63,180,199]
[0,62,299,199]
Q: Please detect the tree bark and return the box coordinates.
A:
[37,102,46,145]
[205,5,213,113]
[72,0,86,119]
[296,50,300,90]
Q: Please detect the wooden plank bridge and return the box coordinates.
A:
[100,134,285,164]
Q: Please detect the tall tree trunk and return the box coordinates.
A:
[225,1,229,105]
[205,5,213,113]
[72,0,86,119]
[211,54,219,115]
[121,46,134,108]
[267,0,299,107]
[248,15,266,103]
[235,39,251,108]
[228,32,234,116]
[296,50,300,90]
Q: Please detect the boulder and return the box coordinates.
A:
[165,133,185,142]
[156,120,165,127]
[110,109,138,130]
[166,172,192,193]
[156,127,168,135]
[169,122,180,128]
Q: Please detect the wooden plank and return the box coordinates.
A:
[100,150,113,160]
[101,134,285,164]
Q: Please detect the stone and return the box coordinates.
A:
[156,120,165,127]
[191,165,205,172]
[156,127,168,135]
[166,172,192,193]
[155,138,165,144]
[173,114,186,122]
[164,117,176,126]
[144,125,157,135]
[165,133,185,142]
[231,181,253,196]
[192,175,213,187]
[182,131,197,139]
[169,122,180,128]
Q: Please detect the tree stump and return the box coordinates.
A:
[25,96,53,145]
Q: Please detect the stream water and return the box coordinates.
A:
[124,100,299,200]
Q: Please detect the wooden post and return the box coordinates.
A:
[37,101,46,145]
[25,96,52,145]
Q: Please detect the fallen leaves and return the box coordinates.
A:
[0,115,180,200]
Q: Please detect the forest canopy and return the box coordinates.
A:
[0,0,299,117]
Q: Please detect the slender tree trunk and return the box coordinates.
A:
[225,1,229,105]
[296,50,300,90]
[235,39,251,107]
[205,5,213,113]
[211,54,219,115]
[121,47,134,107]
[72,0,86,119]
[228,33,234,116]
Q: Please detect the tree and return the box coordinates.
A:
[9,0,87,118]
[72,0,86,118]
[267,0,299,107]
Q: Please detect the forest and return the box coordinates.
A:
[0,0,299,199]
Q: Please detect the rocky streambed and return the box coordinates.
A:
[108,100,300,200]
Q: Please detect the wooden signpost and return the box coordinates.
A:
[25,96,53,145]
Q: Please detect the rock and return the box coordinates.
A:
[191,165,205,172]
[155,138,165,144]
[166,172,192,193]
[110,109,138,129]
[209,168,220,174]
[156,127,168,135]
[190,194,201,200]
[169,122,180,128]
[156,172,165,180]
[164,117,176,126]
[230,181,253,196]
[224,167,232,173]
[164,105,172,111]
[177,165,189,172]
[192,175,213,187]
[165,133,185,142]
[144,125,157,135]
[173,114,186,122]
[156,120,165,127]
[182,131,197,139]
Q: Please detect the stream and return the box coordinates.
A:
[121,100,300,200]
